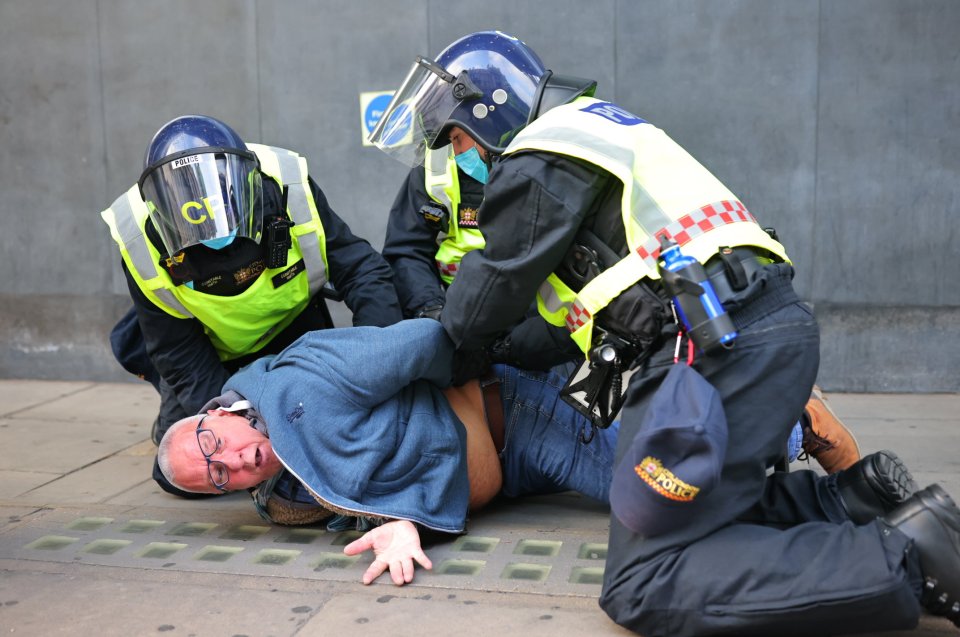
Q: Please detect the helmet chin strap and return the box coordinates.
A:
[528,70,599,124]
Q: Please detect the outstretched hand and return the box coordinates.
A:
[343,519,432,585]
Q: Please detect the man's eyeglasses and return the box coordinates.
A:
[196,415,229,492]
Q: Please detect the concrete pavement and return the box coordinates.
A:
[0,379,957,636]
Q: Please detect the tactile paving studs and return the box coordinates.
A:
[569,566,604,585]
[82,539,132,555]
[451,536,499,554]
[253,548,300,565]
[274,528,326,545]
[502,563,551,582]
[66,517,113,532]
[311,553,360,571]
[219,525,269,541]
[24,536,78,551]
[137,542,187,559]
[8,513,611,595]
[514,539,562,557]
[329,531,363,546]
[119,520,165,534]
[435,559,486,576]
[167,522,217,537]
[577,543,607,560]
[194,545,244,562]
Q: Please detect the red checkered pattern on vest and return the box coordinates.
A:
[436,260,459,279]
[635,200,755,268]
[561,200,755,334]
[565,299,592,332]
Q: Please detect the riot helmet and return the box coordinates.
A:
[138,115,263,256]
[370,31,597,167]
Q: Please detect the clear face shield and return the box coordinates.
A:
[368,57,482,167]
[138,148,263,256]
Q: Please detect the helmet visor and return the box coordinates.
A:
[368,58,463,167]
[139,149,263,256]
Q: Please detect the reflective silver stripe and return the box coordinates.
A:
[296,232,326,298]
[273,150,313,225]
[261,146,328,296]
[538,279,567,314]
[154,287,192,317]
[509,125,671,232]
[426,148,454,210]
[110,190,192,317]
[111,191,157,280]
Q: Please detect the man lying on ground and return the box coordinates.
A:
[156,319,908,587]
[157,319,616,585]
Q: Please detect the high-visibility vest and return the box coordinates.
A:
[100,144,330,361]
[425,147,486,284]
[503,97,788,355]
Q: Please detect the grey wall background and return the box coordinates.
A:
[1,0,957,392]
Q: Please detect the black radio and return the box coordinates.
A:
[265,216,294,269]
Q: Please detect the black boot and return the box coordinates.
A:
[883,484,960,626]
[836,450,918,524]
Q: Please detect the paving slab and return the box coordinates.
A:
[0,415,144,474]
[0,380,96,416]
[10,381,158,426]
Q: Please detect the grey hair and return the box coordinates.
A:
[156,414,210,493]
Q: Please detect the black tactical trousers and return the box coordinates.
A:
[600,264,922,637]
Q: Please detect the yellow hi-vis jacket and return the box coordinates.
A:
[100,143,330,361]
[424,146,486,284]
[503,97,789,356]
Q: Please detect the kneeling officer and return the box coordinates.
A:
[101,115,402,496]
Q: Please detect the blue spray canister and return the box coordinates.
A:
[657,234,737,352]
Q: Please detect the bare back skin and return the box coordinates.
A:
[442,380,503,510]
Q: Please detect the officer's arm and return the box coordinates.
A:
[441,153,606,350]
[121,262,230,414]
[381,166,447,318]
[309,178,403,327]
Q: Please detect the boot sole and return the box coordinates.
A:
[866,450,918,510]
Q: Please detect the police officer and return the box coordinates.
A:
[381,128,580,374]
[102,115,402,496]
[382,138,484,320]
[372,32,960,635]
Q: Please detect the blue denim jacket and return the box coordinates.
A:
[224,319,469,532]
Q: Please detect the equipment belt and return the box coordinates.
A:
[480,376,506,454]
[703,246,772,304]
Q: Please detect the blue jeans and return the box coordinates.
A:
[491,363,618,504]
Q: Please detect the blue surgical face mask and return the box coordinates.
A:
[200,228,238,250]
[454,146,489,184]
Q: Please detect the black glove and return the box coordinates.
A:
[415,303,444,321]
[492,317,581,371]
[451,347,492,386]
[488,334,513,364]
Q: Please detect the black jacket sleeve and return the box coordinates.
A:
[122,261,231,415]
[441,152,612,350]
[309,177,403,327]
[381,166,447,318]
[495,314,584,370]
